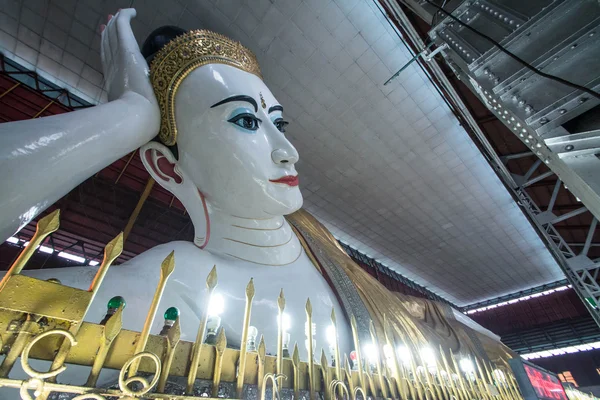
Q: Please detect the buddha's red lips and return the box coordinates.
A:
[269,175,299,186]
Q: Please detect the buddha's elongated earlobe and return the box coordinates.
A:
[140,141,183,189]
[139,142,209,247]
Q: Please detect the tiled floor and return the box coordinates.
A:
[0,0,566,305]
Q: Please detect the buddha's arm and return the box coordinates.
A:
[0,9,159,241]
[0,92,158,240]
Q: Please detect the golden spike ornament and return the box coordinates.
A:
[416,347,441,400]
[330,308,343,399]
[383,314,410,400]
[485,362,505,400]
[369,320,389,399]
[350,315,366,397]
[320,348,331,400]
[88,232,124,294]
[330,309,341,378]
[365,367,378,398]
[86,304,124,387]
[236,278,255,398]
[305,298,315,400]
[212,327,227,397]
[475,357,494,400]
[44,232,124,394]
[157,316,181,392]
[291,342,300,400]
[186,265,218,394]
[130,251,175,376]
[450,351,471,400]
[276,289,286,379]
[470,355,490,400]
[0,209,60,291]
[257,335,266,394]
[344,355,355,396]
[439,346,462,400]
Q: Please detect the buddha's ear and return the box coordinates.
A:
[139,142,184,193]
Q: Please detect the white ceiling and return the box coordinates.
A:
[0,0,566,305]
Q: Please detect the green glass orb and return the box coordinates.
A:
[164,306,180,321]
[107,296,126,310]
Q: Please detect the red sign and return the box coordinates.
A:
[524,364,568,400]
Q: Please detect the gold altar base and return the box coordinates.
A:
[0,211,527,399]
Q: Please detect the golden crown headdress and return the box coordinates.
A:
[150,30,262,146]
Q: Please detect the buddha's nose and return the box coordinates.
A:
[271,148,299,165]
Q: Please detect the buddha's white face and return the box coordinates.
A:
[172,64,303,218]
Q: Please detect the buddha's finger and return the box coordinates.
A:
[107,13,119,60]
[115,9,138,54]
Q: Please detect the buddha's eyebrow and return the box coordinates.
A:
[210,95,257,112]
[268,105,283,113]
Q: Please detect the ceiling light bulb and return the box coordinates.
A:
[397,345,412,365]
[208,293,225,317]
[460,358,474,373]
[279,312,291,332]
[420,347,436,366]
[326,325,336,346]
[363,343,379,364]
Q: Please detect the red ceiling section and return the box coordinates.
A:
[470,289,588,335]
[0,74,71,121]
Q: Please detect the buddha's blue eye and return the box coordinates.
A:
[228,113,261,132]
[273,117,289,133]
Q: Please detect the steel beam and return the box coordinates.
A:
[582,218,599,256]
[550,207,588,225]
[522,170,554,188]
[500,151,534,164]
[382,0,600,327]
[547,179,562,213]
[523,160,542,183]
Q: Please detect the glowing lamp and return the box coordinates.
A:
[363,342,379,366]
[493,369,506,382]
[282,312,291,332]
[208,292,224,316]
[326,325,336,346]
[420,347,436,367]
[397,345,412,365]
[459,358,474,374]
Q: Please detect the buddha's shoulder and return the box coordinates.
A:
[124,241,216,267]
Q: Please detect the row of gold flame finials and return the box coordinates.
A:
[0,210,523,400]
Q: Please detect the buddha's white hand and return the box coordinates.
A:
[100,9,159,135]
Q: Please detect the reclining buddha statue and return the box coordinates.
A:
[0,9,514,393]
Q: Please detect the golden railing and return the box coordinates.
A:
[0,210,525,399]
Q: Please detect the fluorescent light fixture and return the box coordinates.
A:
[7,237,19,244]
[466,285,573,314]
[39,246,53,254]
[89,260,100,266]
[58,252,85,263]
[521,340,600,360]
